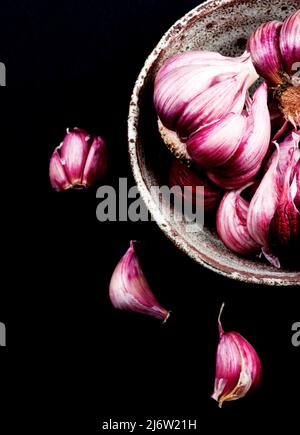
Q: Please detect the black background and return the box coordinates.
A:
[0,0,299,432]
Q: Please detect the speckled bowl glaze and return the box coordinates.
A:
[128,0,300,286]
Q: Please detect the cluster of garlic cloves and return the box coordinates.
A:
[248,10,300,127]
[153,9,299,267]
[216,130,300,267]
[212,304,262,407]
[49,127,107,191]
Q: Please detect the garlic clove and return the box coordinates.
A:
[212,304,262,408]
[247,20,283,84]
[154,50,258,138]
[207,82,271,189]
[60,127,90,186]
[216,185,260,255]
[269,149,300,256]
[82,135,107,187]
[168,159,221,212]
[109,241,170,321]
[176,73,248,138]
[186,113,246,168]
[49,146,72,192]
[279,10,300,76]
[247,143,280,260]
[264,130,300,187]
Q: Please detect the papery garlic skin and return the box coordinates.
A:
[247,20,283,84]
[279,10,300,76]
[216,185,260,255]
[247,131,300,267]
[49,128,107,191]
[212,304,262,408]
[109,241,170,321]
[168,159,221,212]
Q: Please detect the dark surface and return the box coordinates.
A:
[0,0,299,432]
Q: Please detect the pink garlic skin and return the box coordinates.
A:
[49,128,107,191]
[154,50,258,138]
[247,144,281,262]
[109,241,170,321]
[247,131,300,268]
[168,159,221,212]
[212,304,262,408]
[279,10,300,76]
[207,82,271,189]
[247,20,283,84]
[216,185,260,255]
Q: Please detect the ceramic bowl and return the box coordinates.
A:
[128,0,300,286]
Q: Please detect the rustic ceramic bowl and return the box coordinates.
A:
[128,0,300,286]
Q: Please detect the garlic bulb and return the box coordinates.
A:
[154,51,270,189]
[248,10,300,127]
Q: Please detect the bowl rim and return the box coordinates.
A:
[128,0,300,286]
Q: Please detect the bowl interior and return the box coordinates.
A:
[128,0,300,285]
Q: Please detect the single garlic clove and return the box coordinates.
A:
[264,130,300,188]
[154,65,217,132]
[247,20,283,84]
[168,158,221,212]
[49,146,72,191]
[269,149,300,257]
[109,241,170,321]
[212,304,262,408]
[60,127,90,186]
[186,113,246,168]
[207,82,271,189]
[82,135,107,187]
[279,10,300,76]
[216,185,260,255]
[247,143,280,251]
